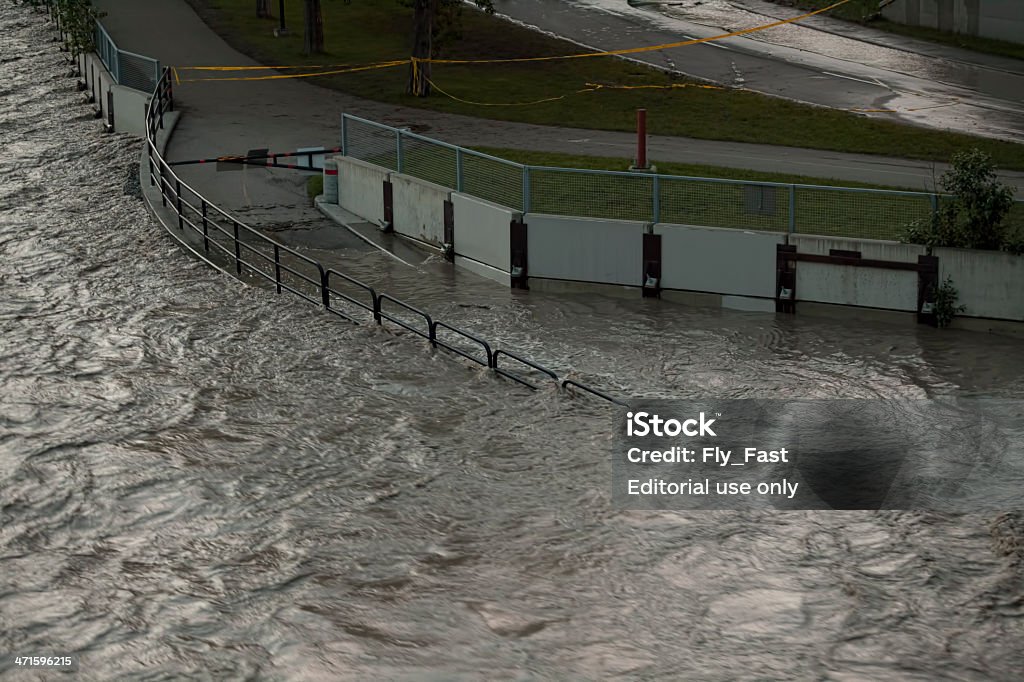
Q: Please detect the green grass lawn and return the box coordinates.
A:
[764,0,1024,61]
[185,0,1024,170]
[475,147,918,189]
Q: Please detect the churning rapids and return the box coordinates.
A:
[2,6,1024,680]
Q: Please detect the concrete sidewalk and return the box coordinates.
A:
[94,0,1024,220]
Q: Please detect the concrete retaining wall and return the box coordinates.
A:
[336,155,388,225]
[82,52,149,137]
[797,264,920,311]
[526,214,645,286]
[391,173,449,247]
[452,193,515,274]
[882,0,1024,45]
[791,236,925,312]
[936,247,1024,321]
[789,235,927,262]
[110,83,149,137]
[655,223,784,299]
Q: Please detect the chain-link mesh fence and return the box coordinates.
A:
[117,50,159,93]
[529,168,653,221]
[659,177,790,232]
[460,150,524,210]
[340,114,1024,243]
[396,133,459,189]
[793,185,936,240]
[342,115,400,169]
[94,21,159,93]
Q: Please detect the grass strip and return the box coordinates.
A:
[474,147,917,189]
[185,0,1024,170]
[352,142,946,241]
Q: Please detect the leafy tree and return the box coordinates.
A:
[905,148,1017,252]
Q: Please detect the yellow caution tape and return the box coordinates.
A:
[175,63,372,71]
[424,76,591,106]
[173,0,851,78]
[424,0,852,64]
[175,60,407,83]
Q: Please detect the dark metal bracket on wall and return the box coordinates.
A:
[642,232,662,298]
[776,244,797,314]
[443,199,454,262]
[104,89,114,133]
[777,246,941,325]
[382,179,394,233]
[510,219,528,289]
[916,255,939,327]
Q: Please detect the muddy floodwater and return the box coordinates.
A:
[2,6,1024,680]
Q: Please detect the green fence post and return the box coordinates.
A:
[788,184,796,234]
[396,130,403,174]
[652,173,660,223]
[522,166,531,214]
[456,148,463,193]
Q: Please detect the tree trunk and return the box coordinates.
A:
[407,0,433,97]
[256,0,270,18]
[303,0,324,55]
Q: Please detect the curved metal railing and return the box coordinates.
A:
[143,67,628,407]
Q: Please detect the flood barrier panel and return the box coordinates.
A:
[526,214,645,286]
[336,155,389,226]
[391,173,450,246]
[654,223,784,299]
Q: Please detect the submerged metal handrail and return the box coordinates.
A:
[143,67,626,407]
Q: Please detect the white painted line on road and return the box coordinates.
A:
[820,71,888,87]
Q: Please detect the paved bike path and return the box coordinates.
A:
[94,0,1024,219]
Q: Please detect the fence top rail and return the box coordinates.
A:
[342,112,398,130]
[342,113,1010,200]
[457,146,526,169]
[95,20,113,43]
[117,46,160,67]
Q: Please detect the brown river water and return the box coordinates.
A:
[2,5,1023,680]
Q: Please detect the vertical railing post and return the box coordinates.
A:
[274,245,282,294]
[931,193,939,222]
[320,269,330,308]
[652,173,660,224]
[522,166,531,214]
[456,148,464,193]
[788,184,796,234]
[341,115,349,155]
[373,294,382,325]
[233,222,242,275]
[175,180,182,229]
[201,200,209,252]
[396,129,403,173]
[106,89,114,132]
